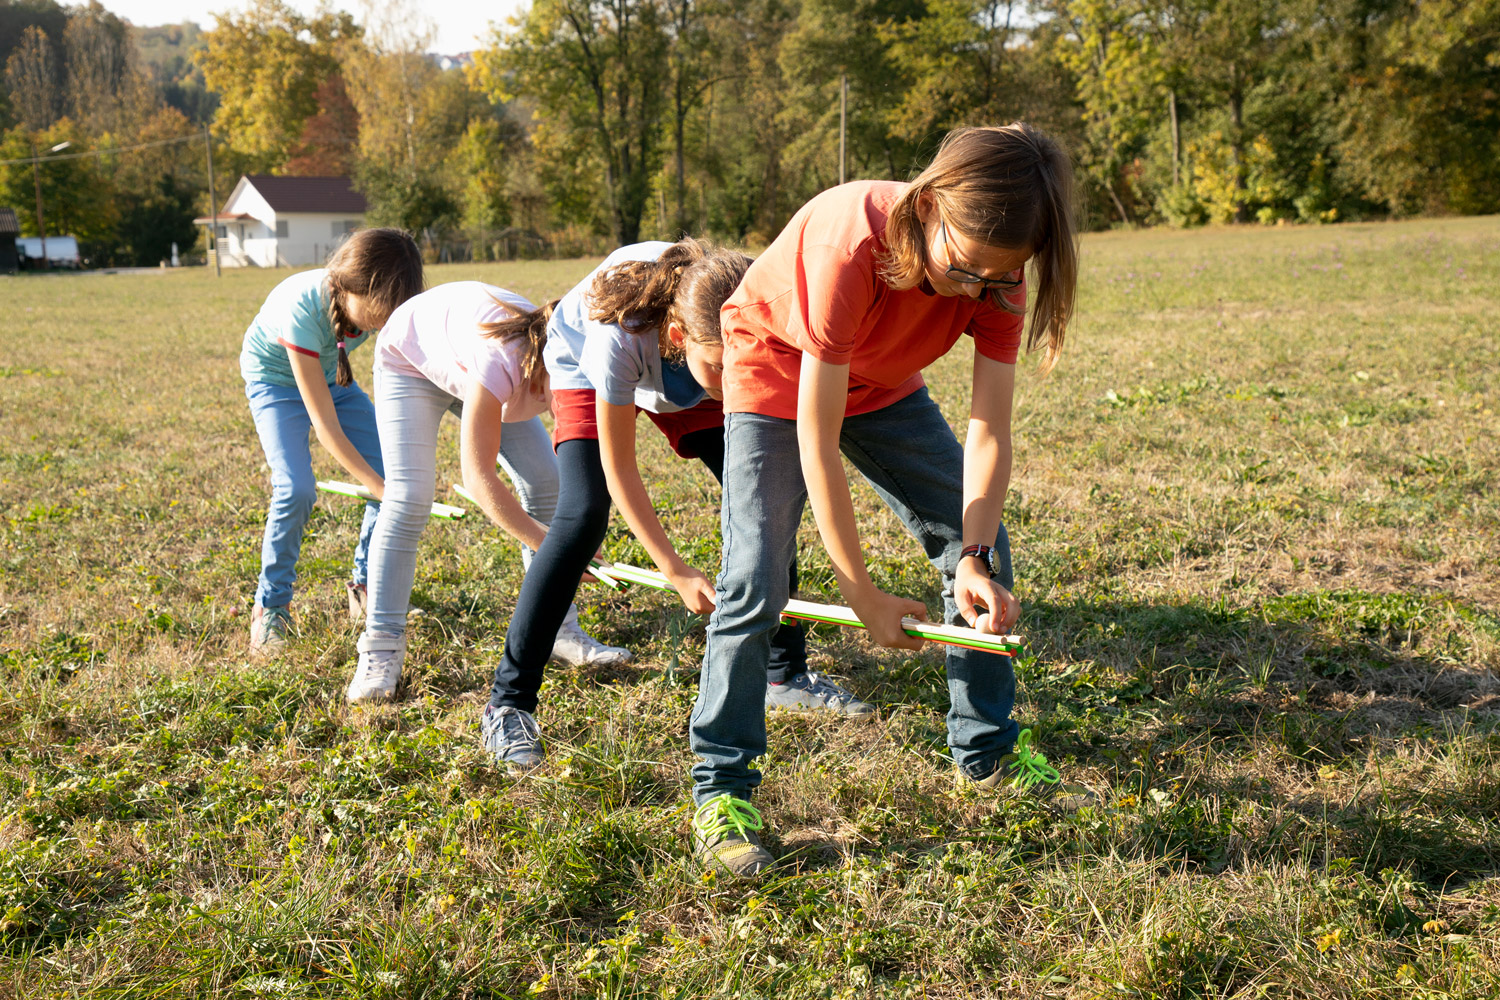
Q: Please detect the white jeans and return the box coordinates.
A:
[364,369,559,637]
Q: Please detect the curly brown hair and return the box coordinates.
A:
[586,238,751,362]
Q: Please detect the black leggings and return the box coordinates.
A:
[488,428,808,711]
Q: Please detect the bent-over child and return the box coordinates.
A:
[689,123,1093,878]
[481,239,840,772]
[240,228,423,656]
[345,281,630,703]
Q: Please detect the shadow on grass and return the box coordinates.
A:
[778,591,1500,887]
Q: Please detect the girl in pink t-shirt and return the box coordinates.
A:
[690,124,1089,877]
[345,282,628,704]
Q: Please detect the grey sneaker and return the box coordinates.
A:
[968,729,1098,811]
[346,581,367,621]
[481,705,544,772]
[766,671,875,718]
[249,605,291,658]
[550,606,632,667]
[692,795,773,878]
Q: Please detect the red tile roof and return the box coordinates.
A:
[243,175,367,214]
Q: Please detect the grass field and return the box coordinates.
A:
[1,216,1498,998]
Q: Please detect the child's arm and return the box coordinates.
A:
[958,354,1021,634]
[287,351,384,500]
[458,382,550,551]
[597,399,716,614]
[796,352,928,650]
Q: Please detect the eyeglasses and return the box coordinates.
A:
[939,218,1024,292]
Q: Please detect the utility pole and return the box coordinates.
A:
[30,139,69,269]
[31,139,48,269]
[839,74,848,186]
[205,127,220,277]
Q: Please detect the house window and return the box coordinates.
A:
[331,220,358,238]
[275,220,288,238]
[214,225,226,238]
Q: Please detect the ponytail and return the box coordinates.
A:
[479,296,556,384]
[588,238,750,359]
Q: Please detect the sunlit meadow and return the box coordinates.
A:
[1,216,1497,997]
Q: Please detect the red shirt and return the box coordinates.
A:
[721,180,1025,419]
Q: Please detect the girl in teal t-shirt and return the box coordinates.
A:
[240,228,424,657]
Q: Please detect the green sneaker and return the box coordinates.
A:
[969,729,1097,811]
[692,795,774,878]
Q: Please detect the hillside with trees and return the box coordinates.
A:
[3,0,1498,265]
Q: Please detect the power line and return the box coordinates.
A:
[0,131,206,166]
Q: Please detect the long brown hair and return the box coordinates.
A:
[587,238,751,360]
[325,227,424,386]
[878,123,1078,372]
[479,296,556,387]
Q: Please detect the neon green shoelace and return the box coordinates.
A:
[1008,729,1060,790]
[694,796,764,840]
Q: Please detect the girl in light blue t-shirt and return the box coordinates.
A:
[239,228,424,657]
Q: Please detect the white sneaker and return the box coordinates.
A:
[347,632,404,703]
[550,605,632,667]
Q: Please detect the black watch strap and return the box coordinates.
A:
[960,544,996,576]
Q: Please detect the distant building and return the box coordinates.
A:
[193,175,366,268]
[16,235,80,268]
[0,208,18,274]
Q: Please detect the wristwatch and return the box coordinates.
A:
[960,544,997,577]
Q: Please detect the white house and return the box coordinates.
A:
[194,175,366,268]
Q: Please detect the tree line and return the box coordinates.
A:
[3,0,1498,266]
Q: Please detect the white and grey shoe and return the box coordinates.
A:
[766,671,875,719]
[550,605,632,667]
[346,632,404,703]
[481,704,544,772]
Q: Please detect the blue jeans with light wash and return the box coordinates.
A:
[689,387,1018,805]
[246,378,383,610]
[364,369,559,638]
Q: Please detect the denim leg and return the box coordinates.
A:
[680,426,809,686]
[690,412,807,804]
[329,380,385,587]
[496,416,559,570]
[366,371,452,637]
[838,387,1019,777]
[490,438,611,712]
[246,381,318,609]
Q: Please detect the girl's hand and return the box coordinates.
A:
[955,560,1020,633]
[365,477,385,502]
[669,566,717,615]
[849,586,928,651]
[580,547,609,585]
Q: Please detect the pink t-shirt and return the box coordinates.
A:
[721,180,1025,419]
[376,282,550,423]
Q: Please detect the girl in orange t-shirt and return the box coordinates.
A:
[689,124,1089,877]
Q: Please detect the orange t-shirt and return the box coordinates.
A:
[721,180,1025,419]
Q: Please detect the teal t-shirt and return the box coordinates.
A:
[239,269,374,387]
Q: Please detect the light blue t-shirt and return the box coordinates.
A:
[239,269,374,387]
[543,242,707,413]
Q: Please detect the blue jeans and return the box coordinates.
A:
[689,387,1018,804]
[365,370,560,637]
[245,379,383,609]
